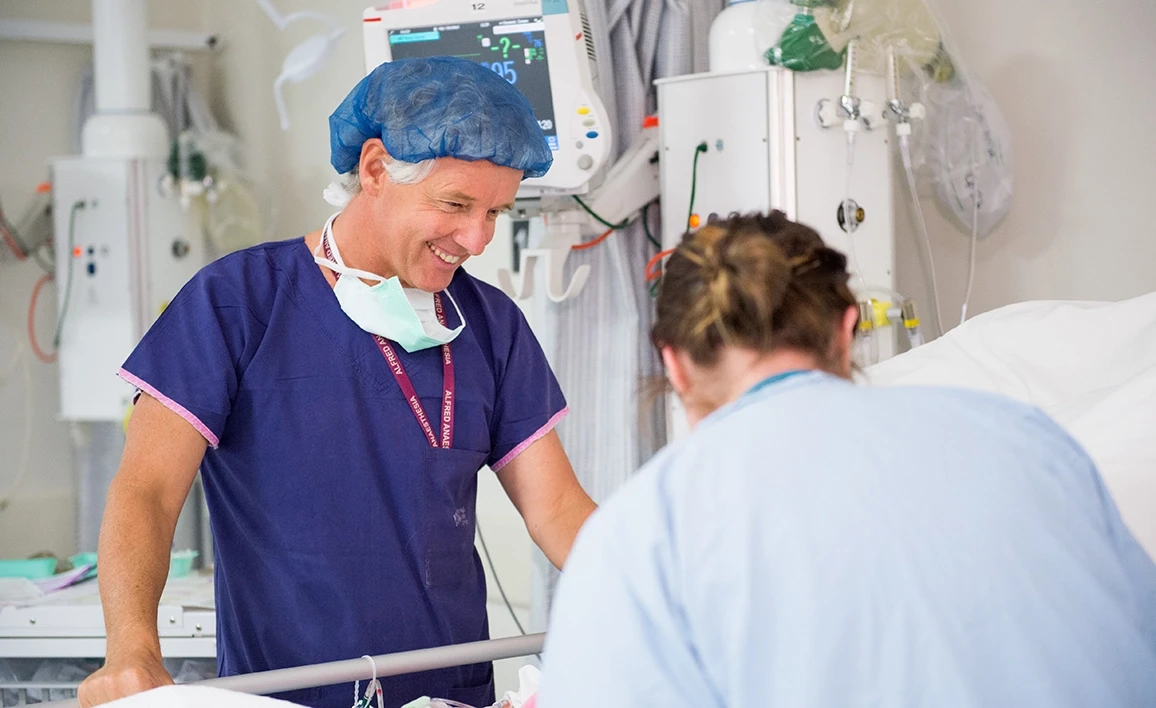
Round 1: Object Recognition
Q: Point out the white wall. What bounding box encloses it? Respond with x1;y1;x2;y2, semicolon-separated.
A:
896;0;1156;328
200;0;374;241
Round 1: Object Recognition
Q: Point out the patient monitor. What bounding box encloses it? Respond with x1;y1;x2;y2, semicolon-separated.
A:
362;0;612;197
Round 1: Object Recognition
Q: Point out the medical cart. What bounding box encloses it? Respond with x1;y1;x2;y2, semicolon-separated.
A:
0;573;215;705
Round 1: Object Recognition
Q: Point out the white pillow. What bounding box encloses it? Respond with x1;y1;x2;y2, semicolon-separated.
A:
863;293;1156;560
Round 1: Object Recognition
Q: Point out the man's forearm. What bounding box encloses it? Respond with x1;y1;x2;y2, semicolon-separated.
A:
98;477;182;659
496;430;597;570
530;487;597;570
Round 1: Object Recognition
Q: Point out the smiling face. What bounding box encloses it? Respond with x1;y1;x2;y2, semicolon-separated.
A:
352;141;523;293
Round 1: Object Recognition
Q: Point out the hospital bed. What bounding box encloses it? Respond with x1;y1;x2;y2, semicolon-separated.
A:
864;292;1156;560
1;572;538;707
0;573;216;705
28;633;544;707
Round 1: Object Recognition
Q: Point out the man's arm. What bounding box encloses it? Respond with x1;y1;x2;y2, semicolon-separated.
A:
78;393;208;707
494;430;595;569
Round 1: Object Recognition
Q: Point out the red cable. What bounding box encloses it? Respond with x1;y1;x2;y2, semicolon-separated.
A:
645;247;676;282
571;227;614;252
28;274;57;364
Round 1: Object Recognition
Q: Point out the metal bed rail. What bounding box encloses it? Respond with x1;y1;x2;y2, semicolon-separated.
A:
41;633;546;707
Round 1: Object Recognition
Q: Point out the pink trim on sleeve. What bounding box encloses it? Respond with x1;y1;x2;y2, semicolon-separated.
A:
117;368;221;449
491;407;569;472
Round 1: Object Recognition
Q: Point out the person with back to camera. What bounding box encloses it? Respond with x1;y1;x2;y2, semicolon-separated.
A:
538;211;1156;708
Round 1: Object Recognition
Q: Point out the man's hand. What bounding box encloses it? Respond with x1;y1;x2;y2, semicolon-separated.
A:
77;649;173;707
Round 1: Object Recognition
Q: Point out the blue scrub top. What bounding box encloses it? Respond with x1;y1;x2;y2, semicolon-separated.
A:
540;373;1156;708
120;238;567;707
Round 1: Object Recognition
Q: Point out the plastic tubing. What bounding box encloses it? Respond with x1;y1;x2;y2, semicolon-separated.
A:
898;133;944;337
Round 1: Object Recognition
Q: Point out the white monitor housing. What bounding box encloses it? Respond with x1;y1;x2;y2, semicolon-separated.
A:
362;0;611;197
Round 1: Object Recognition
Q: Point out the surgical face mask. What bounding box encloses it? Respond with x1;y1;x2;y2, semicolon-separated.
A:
314;214;465;353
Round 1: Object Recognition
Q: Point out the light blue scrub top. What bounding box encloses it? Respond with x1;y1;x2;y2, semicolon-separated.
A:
540;372;1156;708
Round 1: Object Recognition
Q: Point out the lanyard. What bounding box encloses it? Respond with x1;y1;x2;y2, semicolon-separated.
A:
744;369;809;398
321;233;455;449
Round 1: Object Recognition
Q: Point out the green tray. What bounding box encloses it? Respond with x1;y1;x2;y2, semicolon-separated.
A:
0;558;58;579
169;550;199;578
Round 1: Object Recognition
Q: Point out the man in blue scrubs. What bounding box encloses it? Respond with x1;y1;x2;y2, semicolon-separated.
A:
79;58;596;707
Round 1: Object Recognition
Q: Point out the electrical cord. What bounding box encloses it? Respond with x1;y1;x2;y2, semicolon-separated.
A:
644;144;708;294
645;248;676;282
571;195;663;251
960;178;980;326
52;200;85;350
475;521;540;659
570;227;614;251
686;142;708;235
646;248;674;298
641;201;660;249
30;244;55;275
28;274;57;364
571;194;628;231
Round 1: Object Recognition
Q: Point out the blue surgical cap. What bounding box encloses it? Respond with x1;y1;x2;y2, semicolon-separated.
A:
329;56;553;180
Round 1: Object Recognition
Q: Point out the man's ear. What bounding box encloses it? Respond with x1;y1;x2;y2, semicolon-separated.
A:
359;139;391;196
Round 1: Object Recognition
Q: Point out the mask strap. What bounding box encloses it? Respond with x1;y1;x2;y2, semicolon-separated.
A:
440;288;468;331
316;211;343;263
314;213;388;284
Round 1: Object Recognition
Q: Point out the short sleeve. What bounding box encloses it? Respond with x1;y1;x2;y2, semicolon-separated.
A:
118;261;267;448
538;473;720;708
487;306;567;470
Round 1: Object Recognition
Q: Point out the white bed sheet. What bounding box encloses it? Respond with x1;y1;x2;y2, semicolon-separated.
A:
106;685;301;707
864;292;1156;560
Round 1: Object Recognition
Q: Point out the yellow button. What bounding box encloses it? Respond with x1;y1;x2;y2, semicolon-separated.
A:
688;214;701;228
577;107;590;115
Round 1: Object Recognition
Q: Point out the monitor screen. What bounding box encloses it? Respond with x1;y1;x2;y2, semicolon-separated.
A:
388;17;559;151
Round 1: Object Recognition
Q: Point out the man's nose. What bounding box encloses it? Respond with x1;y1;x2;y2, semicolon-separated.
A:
456;217;493;257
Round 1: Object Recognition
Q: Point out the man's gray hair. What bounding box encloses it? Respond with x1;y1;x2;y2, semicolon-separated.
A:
342;156;437;195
